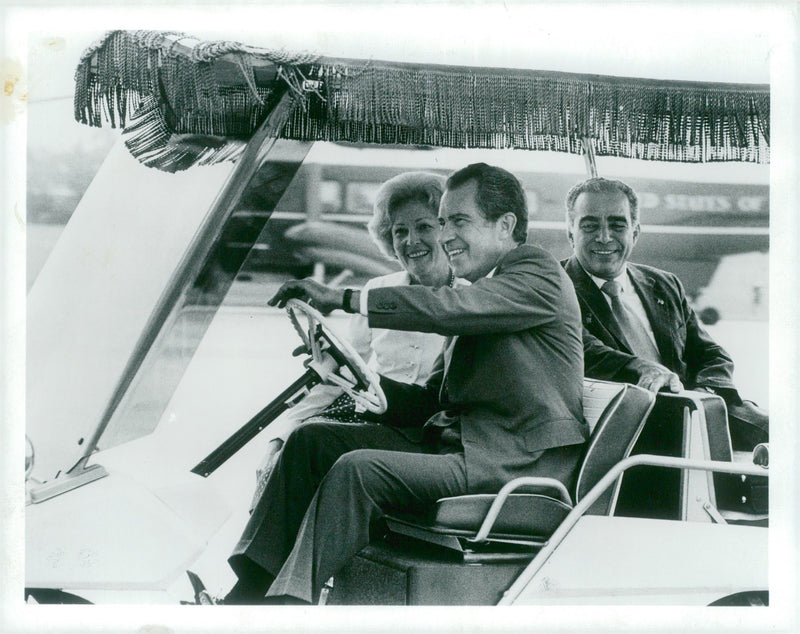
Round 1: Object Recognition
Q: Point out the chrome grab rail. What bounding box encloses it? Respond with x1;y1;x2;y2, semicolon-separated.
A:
467;477;573;543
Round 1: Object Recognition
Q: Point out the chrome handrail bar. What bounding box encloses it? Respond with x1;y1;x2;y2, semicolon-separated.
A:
467;477;573;543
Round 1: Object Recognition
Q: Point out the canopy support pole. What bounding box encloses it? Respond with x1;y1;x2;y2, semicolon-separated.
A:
581;137;598;178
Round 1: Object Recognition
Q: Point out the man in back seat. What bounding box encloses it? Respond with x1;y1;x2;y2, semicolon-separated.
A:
561;176;768;452
220;163;588;604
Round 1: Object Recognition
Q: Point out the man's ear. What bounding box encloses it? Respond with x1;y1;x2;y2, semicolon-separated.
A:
566;221;575;247
499;212;517;239
632;223;640;244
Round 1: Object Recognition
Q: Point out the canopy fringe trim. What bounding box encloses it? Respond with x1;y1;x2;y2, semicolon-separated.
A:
75;30;770;171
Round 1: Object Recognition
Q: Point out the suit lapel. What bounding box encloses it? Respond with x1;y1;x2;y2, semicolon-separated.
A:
440;335;458;402
440;247;516;402
627;264;673;364
564;257;632;353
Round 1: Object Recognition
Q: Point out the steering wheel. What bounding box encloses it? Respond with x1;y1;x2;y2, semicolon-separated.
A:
285;299;387;414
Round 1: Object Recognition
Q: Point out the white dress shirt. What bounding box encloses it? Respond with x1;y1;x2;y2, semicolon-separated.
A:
350;270;448;385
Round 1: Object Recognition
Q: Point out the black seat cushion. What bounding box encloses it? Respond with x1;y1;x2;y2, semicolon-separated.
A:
425;493;571;540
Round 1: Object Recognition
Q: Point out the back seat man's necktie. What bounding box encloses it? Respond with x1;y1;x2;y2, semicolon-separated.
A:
601;280;661;362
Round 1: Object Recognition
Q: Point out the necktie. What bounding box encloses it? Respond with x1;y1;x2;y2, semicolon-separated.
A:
601;280;661;362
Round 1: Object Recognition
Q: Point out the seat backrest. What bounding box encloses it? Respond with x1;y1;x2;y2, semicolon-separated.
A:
648;390;737;514
582;379;626;433
575;380;656;514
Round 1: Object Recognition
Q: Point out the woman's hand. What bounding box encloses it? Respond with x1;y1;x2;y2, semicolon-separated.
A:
268;279;345;313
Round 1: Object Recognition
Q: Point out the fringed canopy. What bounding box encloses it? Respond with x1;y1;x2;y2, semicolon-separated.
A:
75;30;770;172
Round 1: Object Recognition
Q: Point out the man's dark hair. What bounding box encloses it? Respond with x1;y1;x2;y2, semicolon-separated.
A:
446;163;528;244
565;177;639;226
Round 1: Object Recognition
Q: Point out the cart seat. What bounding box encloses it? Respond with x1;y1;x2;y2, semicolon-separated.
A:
385;380;655;553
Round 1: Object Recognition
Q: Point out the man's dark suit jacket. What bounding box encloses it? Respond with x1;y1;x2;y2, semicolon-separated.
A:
562;255;768;517
562;256;737;395
366;244;588;494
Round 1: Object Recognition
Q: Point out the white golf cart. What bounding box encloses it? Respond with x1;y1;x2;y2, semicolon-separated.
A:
25;30;769;607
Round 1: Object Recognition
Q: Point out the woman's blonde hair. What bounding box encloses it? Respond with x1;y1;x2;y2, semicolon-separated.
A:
368;171;447;259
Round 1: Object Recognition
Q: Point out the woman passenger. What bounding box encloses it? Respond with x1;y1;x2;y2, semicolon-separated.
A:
250;171;456;507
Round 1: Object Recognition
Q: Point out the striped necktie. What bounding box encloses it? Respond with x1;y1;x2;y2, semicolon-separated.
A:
601;280;661;362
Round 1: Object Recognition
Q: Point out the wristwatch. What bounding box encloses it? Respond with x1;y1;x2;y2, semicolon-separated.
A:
342;288;357;314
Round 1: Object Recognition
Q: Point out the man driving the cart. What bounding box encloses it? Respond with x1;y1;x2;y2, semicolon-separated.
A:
216;162;588;605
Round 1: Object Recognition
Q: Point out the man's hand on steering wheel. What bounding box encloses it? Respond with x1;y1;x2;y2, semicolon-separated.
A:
269;279;347;313
280;298;388;414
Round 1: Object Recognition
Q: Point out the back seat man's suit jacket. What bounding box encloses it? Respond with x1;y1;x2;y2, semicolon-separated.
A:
562;256;737;394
